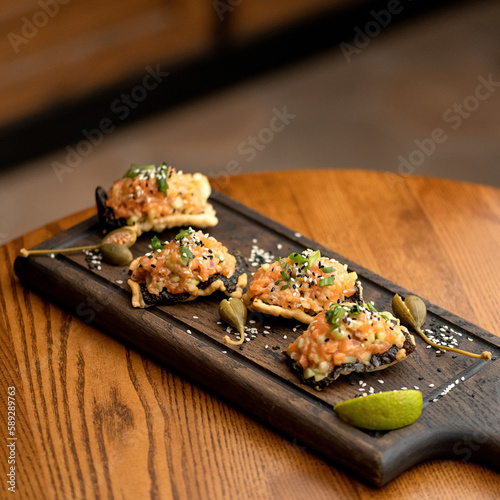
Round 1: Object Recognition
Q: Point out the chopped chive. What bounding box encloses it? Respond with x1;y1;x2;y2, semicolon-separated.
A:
325;305;346;330
180;245;194;261
280;270;289;281
321;266;336;273
151;235;164;251
366;302;378;313
176;228;191;240
156;163;169;196
288;252;307;264
319;276;335;286
305;250;321;270
277;257;289;270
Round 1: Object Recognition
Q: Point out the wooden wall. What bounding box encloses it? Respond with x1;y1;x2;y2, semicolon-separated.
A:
0;0;346;129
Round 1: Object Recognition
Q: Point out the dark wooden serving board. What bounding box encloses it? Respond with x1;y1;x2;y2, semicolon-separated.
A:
14;190;500;486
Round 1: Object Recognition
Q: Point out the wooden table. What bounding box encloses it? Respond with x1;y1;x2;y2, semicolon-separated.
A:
1;170;499;499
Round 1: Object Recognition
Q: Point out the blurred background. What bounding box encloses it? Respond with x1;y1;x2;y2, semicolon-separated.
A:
1;0;499;242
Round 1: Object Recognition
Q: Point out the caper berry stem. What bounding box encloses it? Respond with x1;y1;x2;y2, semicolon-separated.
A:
20;244;100;257
223;332;245;346
413;325;491;360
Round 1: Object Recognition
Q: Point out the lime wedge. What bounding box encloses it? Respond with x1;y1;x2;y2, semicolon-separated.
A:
334;390;423;430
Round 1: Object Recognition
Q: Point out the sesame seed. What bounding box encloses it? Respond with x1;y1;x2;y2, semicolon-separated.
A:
378;380;384;384
429;384;435;388
186;330;192;334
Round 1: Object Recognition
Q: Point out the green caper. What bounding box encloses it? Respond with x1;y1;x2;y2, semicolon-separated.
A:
220;298;247;345
392;294;423;330
100;243;133;266
404;295;427;329
101;227;137;248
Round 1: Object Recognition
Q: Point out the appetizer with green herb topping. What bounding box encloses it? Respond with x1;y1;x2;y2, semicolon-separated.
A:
243;249;362;324
286;302;416;390
127;228;247;308
96;163;218;235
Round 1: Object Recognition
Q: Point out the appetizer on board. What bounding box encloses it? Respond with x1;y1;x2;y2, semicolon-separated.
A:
96;163;218;235
243;249;362;324
127;228;247;308
286;302;416;390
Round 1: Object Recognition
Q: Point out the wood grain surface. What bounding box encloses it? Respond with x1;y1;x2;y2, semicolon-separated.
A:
1;170;500;499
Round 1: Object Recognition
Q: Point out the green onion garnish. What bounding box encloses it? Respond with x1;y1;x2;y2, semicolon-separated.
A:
180;245;194;261
277;257;289;270
156;163;169;197
151;235;164;251
123;164;155;179
366;302;378;313
319;276;335;286
288;252;307;264
305;250;321;270
280;270;289;281
321;266;336;273
349;303;362;316
176;228;191;240
325;305;347;331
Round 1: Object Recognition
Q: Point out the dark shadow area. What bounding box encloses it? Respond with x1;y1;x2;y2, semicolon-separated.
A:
0;0;466;170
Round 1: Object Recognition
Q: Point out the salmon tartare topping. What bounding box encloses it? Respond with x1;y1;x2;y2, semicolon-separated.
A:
246;250;358;314
106;164;211;222
129;228;236;296
286;302;410;382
